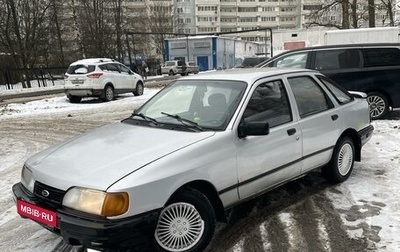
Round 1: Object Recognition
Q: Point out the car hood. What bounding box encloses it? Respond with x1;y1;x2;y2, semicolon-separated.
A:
27;122;215;191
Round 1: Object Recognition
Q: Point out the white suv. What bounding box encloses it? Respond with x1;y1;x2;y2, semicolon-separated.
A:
64;58;144;103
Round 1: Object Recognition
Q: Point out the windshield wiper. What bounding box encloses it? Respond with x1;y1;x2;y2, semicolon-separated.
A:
161;112;203;131
131;113;158;125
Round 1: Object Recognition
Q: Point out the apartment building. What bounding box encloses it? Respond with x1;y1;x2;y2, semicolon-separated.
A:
176;0;394;41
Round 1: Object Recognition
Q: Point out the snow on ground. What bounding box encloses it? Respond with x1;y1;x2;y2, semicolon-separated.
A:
0;89;399;251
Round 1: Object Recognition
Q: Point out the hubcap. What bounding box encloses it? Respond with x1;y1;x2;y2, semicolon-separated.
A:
137;84;143;95
367;95;385;118
338;143;353;176
105;87;113;101
155;203;204;251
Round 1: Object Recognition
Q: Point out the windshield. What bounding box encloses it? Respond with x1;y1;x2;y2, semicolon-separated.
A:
134;80;247;131
66;64;95;74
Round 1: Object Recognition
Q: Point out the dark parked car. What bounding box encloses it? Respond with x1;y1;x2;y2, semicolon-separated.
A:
236;56;269;68
258;43;400;119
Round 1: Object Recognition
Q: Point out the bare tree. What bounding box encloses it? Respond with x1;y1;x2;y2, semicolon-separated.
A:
380;0;395;25
304;0;395;28
147;1;174;59
368;0;376;27
111;0;124;62
76;0;116;58
0;0;51;87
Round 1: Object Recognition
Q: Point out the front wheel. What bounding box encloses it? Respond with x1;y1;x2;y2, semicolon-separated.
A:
322;137;355;183
133;82;144;96
153;188;215;252
169;70;174;76
103;85;114;102
367;92;389;119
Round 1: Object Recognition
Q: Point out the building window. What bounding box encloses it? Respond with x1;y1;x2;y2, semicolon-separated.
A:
238;7;257;12
262;7;274;11
261;17;276;22
240;17;257;22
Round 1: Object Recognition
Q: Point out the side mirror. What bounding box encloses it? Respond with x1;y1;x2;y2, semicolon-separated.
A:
238;122;270;139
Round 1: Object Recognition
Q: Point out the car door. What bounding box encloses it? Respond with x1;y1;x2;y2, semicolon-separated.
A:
236;79;303;199
286;75;342;173
105;63;123;91
311;48;362;91
119;63;136;91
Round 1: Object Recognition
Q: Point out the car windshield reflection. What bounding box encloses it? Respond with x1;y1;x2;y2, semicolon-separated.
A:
134;80;247;131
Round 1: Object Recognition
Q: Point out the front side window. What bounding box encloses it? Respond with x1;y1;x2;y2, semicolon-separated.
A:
314;49;360;70
119;64;131;74
268;52;308;68
288;76;332;117
243;80;292;127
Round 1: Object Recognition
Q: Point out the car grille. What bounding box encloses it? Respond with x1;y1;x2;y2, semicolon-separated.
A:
34;182;65;206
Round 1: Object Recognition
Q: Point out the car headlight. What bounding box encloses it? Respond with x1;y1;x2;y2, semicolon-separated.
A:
62;187;129;217
21;165;35;192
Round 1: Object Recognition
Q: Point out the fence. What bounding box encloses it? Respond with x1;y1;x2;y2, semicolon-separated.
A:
0;67;67;90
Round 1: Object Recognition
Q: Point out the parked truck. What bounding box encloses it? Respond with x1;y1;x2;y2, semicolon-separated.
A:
324;27;400;45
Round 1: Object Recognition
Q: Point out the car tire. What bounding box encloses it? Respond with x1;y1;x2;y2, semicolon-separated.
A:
322;137;355;183
103;85;114;102
133;82;144;96
68;96;81;103
153;187;215;252
367;92;389;119
169;70;174;76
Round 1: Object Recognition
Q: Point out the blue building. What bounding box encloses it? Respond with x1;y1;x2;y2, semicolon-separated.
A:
164;36;266;71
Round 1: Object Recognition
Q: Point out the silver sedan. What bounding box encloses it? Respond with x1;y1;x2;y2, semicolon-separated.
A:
13;68;373;252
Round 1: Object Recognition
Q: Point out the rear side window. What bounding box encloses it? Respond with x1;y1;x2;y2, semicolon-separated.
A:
288;76;332;117
318;77;353;104
363;48;400;67
314;49;360;70
105;63;120;72
67;65;95;74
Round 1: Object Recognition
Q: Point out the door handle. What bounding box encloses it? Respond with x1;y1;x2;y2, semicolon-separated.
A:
287;128;296;136
331;114;339;121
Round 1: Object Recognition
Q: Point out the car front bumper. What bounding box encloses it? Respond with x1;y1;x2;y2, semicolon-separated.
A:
12;182;160;250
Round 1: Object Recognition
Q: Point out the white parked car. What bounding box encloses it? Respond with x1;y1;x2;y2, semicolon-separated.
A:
64;58;144;103
13;68;373;251
161;60;189;76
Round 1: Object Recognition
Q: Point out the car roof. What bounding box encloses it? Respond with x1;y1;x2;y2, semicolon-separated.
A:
257;43;400;67
272;42;400;56
182;68;317;83
70;58;115;66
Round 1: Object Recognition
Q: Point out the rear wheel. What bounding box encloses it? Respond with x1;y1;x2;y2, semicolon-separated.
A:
153;188;215;252
133;82;144;96
103;85;114;102
367;92;389;119
68;96;81;103
322;137;355;183
169;70;174;76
